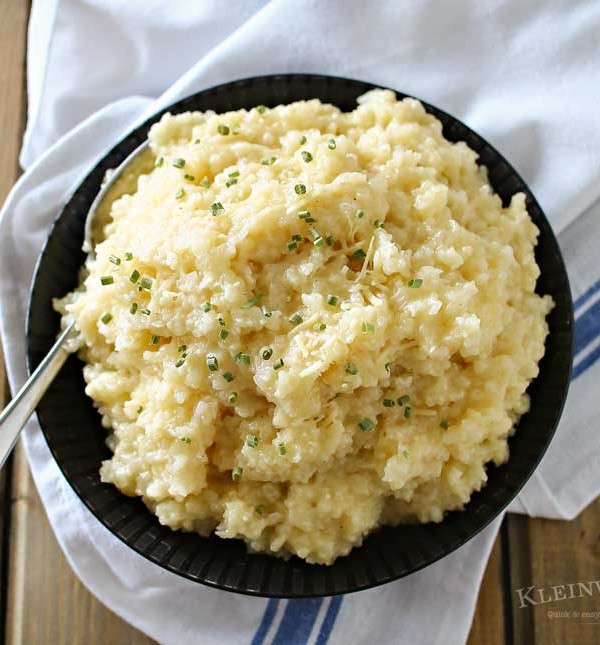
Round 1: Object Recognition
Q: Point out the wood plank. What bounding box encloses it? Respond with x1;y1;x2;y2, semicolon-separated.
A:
0;0;30;638
507;503;600;645
467;533;506;645
0;2;153;643
7;445;155;645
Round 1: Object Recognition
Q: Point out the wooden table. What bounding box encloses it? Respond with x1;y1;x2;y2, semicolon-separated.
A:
1;3;598;643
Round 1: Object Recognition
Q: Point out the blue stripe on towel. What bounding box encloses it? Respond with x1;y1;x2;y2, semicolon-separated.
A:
316;597;343;645
573;341;600;380
574;277;600;312
271;599;324;645
574;295;600;356
251;598;280;645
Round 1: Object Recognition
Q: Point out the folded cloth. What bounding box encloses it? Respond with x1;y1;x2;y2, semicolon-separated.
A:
1;0;599;642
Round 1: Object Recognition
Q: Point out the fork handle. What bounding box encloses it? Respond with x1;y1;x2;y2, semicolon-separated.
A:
0;322;76;468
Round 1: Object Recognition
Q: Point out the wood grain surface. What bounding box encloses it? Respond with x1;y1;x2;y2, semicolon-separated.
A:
0;2;598;644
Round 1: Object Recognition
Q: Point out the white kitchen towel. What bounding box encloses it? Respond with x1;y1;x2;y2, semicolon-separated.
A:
1;0;600;643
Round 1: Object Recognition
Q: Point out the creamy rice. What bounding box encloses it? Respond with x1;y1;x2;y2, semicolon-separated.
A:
56;90;552;564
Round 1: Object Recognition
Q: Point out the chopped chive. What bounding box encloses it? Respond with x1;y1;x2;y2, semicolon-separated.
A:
223;372;235;382
374;219;384;228
294;183;307;195
136;406;144;414
301;150;313;163
403;449;409;459
202;301;212;312
246;434;258;448
298;210;311;219
352;248;366;260
194;139;201;144
398;395;410;406
100;276;114;286
313;322;326;331
177;346;187;354
140;277;153;290
255;504;265;515
175;188;186;199
130;302;138;314
287;241;298;250
327;294;339;306
408;278;423;288
289;313;303;326
172;158;186;169
125;252;133;261
129;269;140;283
210;202;225;216
308;227;323;246
227;392;238;404
261;156;276;165
242;293;262;308
261;304;272;317
278;442;287;455
155;156;164;167
385;362;391;373
219;328;229;341
184;173;195;181
206;354;219;371
217;124;230;135
383;399;396;407
328;138;336;149
200;176;211;188
141;308;151;316
326;235;334;246
299;135;307;145
218;316;225;327
273;358;284;370
305;217;318;223
404;406;412;419
100;312;112;324
150;334;160;345
356;210;365;219
228;170;240;179
440;419;449;430
235;352;251;365
109;254;121;265
256;105;266;114
225;178;238;187
232;466;243;481
358;418;375;432
231;124;241;135
180;437;191;444
292;234;303;242
261;347;273;360
345;362;358;375
362;322;375;332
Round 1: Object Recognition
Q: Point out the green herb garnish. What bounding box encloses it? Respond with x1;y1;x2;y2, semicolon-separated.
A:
129;270;140;283
223;372;235;382
172;158;186;169
294;183;307;195
358;418;375;432
100;312;113;324
273;358;284;370
301;151;313;163
261;156;276;165
289;313;303;326
217;125;230;135
261;347;273;360
206;354;219;371
232;467;243;481
408;278;423;288
100;276;114;286
109;254;121;266
210;202;225;216
246;434;258;448
235;352;251;365
345;362;358;375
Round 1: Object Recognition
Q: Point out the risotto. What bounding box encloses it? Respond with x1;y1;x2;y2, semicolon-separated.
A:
56;90;552;564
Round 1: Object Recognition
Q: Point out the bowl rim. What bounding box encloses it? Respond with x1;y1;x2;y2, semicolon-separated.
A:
26;73;574;597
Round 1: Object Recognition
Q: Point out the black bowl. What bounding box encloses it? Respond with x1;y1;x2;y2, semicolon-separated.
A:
26;74;573;597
